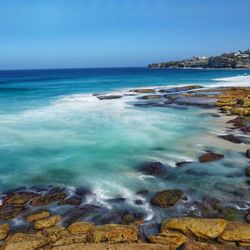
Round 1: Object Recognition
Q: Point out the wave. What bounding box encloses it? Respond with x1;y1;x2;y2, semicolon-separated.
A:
210;74;250;87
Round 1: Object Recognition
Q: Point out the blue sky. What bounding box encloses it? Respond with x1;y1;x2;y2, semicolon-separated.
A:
0;0;250;69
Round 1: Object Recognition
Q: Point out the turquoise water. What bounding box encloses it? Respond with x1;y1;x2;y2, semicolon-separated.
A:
0;68;250;218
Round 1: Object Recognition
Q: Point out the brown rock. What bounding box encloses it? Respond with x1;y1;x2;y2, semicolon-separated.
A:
3;192;39;207
52;243;174;250
220;221;250;242
246;213;250;223
34;215;62;229
3;232;48;250
42;226;70;242
246;166;250;177
150;190;183;208
0;223;10;240
148;230;188;248
162;217;227;239
0;205;24;220
218;135;242;144
199;152;224;163
53;234;88;247
130;89;156;94
246;149;250;158
31;192;66;206
184;241;239;250
26;210;50;222
89;224;138;243
67;222;95;235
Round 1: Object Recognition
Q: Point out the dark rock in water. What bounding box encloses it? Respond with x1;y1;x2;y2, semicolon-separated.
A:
0;205;25;220
137;95;162;100
96;95;122;100
199;113;220;118
3;192;39;207
134;199;143;205
31;192;66;206
158;85;203;93
106;198;126;203
199;152;224;163
174;96;217;107
246;149;250;158
58;196;82;206
139;162;169;176
75;187;92;197
245;180;250;185
218;134;243;144
150;190;183;208
225;172;243;178
130;88;155;94
241;126;250;133
246;166;250;177
227;116;246;128
175;161;192;167
185;169;214;176
135;190;149;197
48;187;65;195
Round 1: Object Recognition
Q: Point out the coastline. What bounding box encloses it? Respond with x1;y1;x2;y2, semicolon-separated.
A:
1;84;250;249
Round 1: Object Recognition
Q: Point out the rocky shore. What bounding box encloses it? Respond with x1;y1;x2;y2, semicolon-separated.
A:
1;85;250;249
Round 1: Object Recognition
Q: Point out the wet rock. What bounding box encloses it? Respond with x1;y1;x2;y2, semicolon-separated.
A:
53;234;88;247
3;192;39;207
246;213;250;223
162;217;227;239
58;196;82;206
225;172;242;178
67;222;95;235
135;190;149;197
75;187;93;198
42;226;69;242
52;243;174;250
2;232;49;250
151;190;183;208
134;199;143;205
241;126;250;133
31;192;66;206
246;149;250;158
220;221;250;243
148;230;188;248
139;162;169;176
245;166;250;177
89;224;138;243
185;169;214;176
97;95;122;100
199;113;221;118
34;215;62;229
227;116;246;128
26;210;50;223
0;223;10;240
138;95;162;100
159;85;203;94
130;88;156;94
0;205;25;220
176;161;192;167
218;135;242;144
184;241;239;250
106;198;126;203
199;152;224;163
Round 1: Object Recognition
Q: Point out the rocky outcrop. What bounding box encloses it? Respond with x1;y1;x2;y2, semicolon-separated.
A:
34;215;62;229
26;210;50;222
199;152;224;163
0;224;10;240
148;49;250;69
67;222;95;235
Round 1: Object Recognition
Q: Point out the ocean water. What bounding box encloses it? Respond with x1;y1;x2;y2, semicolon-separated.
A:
0;68;250;221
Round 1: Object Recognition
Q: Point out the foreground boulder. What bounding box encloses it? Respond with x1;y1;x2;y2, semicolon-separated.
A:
3;192;39;207
89;224;138;243
0;223;10;240
162;217;227;239
2;233;49;250
148;230;188;248
34;215;62;229
151;190;183;208
26;210;50;222
184;241;239;250
199;152;224;163
67;222;95;235
220;221;250;243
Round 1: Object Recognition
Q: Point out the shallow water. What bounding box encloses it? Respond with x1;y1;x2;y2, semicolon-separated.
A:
0;68;250;224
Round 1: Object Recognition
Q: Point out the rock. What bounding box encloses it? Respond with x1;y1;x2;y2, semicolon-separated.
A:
52;243;174;250
34;215;62;229
218;135;242;144
0;205;25;220
246;149;250;158
148;230;188;248
138;95;162;100
89;224;138;243
162;217;227;239
106;198;126;203
97;95;122;100
227;116;246;128
3;192;39;207
58;196;82;206
26;210;50;222
130;89;156;94
176;161;192;167
151;190;183;208
0;223;10;240
184;241;239;250
53;234;88;247
67;222;95;235
31;192;66;206
246;166;250;177
2;233;48;250
139;162;169;176
134;199;143;205
241;126;250;133
199;152;224;163
42;226;69;242
220;221;250;242
135;190;149;197
246;213;250;223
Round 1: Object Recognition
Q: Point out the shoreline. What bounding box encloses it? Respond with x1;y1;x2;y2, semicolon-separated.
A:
1;84;250;249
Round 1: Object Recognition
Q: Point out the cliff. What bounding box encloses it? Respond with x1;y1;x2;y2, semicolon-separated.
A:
148;49;250;69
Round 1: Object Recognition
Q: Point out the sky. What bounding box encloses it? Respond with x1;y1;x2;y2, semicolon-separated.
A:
0;0;250;70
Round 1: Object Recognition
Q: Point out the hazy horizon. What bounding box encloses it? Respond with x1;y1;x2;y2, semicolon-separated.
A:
1;0;250;70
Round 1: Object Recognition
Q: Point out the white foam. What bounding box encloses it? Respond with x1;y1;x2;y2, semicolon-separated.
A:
210;74;250;87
